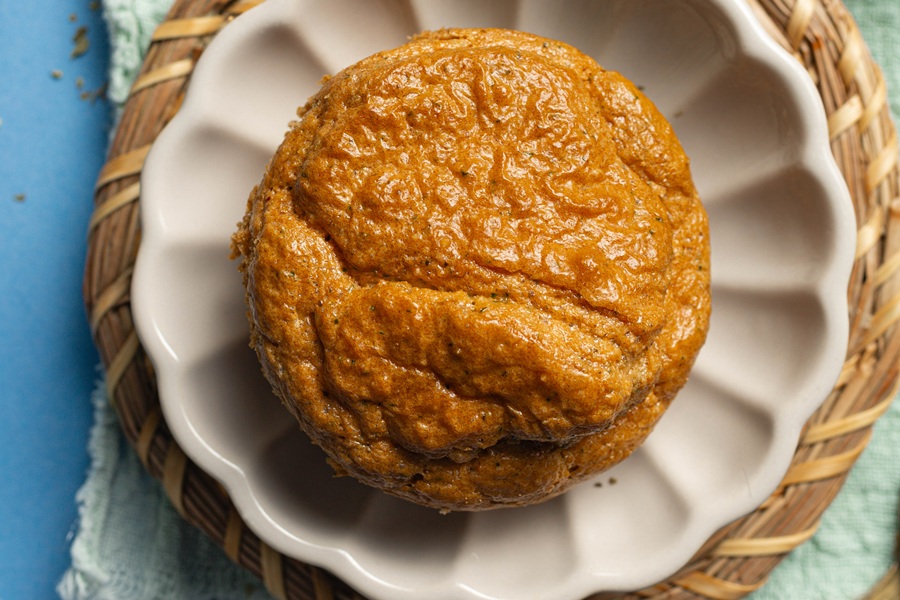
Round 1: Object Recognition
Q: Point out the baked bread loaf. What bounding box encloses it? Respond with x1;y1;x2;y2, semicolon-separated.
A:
232;28;710;511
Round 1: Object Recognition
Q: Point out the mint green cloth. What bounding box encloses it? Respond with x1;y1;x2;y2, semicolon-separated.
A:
58;1;900;598
57;376;271;600
99;0;172;109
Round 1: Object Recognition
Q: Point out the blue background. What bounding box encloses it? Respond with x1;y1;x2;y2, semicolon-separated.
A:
0;2;111;599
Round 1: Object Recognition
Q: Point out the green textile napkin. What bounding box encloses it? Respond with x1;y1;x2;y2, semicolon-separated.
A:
58;1;900;598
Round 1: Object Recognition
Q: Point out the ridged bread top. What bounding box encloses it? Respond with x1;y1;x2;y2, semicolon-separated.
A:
232;28;710;511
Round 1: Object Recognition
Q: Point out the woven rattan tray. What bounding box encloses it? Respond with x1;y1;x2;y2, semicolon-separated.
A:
83;0;900;598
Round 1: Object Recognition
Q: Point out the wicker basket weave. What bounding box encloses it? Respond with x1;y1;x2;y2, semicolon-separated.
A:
83;0;900;598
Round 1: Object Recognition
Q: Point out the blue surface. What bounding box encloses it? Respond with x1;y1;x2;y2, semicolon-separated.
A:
0;2;112;599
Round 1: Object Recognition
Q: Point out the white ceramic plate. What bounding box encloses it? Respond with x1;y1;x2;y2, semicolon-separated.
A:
133;1;855;599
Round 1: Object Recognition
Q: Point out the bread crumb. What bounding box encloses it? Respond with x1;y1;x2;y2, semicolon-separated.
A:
51;69;63;80
79;82;107;103
72;26;89;59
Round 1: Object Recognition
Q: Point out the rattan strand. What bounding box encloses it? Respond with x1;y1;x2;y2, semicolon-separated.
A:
131;59;196;95
82;0;900;598
134;404;162;470
94;145;150;190
261;542;288;600
674;573;764;600
162;441;188;517
152;15;225;40
801;389;896;443
864;564;900;600
711;523;821;558
223;506;243;562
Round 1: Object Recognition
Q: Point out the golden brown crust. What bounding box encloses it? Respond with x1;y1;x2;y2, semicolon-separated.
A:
232;28;710;511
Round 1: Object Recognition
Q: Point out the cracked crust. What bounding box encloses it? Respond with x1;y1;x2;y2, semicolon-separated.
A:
231;28;710;511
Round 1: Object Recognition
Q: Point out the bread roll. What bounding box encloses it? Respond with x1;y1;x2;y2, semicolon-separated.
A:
231;28;710;511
